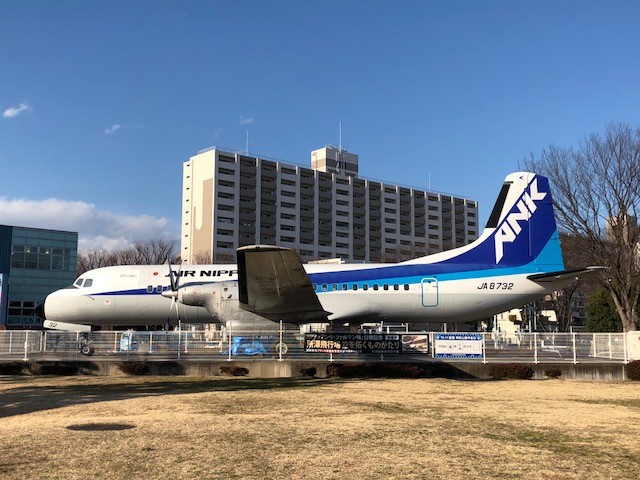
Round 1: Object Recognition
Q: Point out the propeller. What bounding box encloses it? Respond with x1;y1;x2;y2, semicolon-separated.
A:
161;259;182;329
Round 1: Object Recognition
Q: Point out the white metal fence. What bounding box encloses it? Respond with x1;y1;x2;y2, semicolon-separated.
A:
0;328;636;364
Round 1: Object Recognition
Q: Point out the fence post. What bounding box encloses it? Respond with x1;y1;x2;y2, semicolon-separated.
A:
623;332;628;364
608;333;613;360
572;332;577;364
41;331;46;353
534;332;538;364
228;324;232;362
430;332;435;359
482;332;487;364
278;320;283;362
23;331;29;362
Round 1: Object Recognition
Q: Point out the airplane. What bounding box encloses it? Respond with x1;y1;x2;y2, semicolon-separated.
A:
40;171;600;332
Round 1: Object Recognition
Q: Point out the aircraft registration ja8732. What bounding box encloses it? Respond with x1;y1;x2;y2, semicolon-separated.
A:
41;172;601;332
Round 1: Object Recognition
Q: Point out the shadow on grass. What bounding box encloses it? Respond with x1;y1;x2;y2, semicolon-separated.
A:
0;377;338;418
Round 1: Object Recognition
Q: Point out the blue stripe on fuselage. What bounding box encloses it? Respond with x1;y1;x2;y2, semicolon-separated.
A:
307;234;563;286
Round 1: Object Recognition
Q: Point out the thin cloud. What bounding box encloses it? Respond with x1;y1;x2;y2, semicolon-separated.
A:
3;102;32;119
104;124;122;135
0;196;177;251
103;123;145;135
240;116;254;125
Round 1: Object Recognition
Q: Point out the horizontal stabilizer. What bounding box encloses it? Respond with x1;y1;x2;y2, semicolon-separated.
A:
527;266;607;283
237;245;330;323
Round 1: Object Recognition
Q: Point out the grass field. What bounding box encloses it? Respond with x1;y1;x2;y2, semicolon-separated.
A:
1;375;639;480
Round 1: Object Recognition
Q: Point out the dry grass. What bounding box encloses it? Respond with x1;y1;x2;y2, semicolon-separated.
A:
1;375;639;480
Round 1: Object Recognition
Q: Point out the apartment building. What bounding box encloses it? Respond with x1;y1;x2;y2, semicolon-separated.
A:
181;146;479;264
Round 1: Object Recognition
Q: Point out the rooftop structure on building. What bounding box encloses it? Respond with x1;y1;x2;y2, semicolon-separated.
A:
181;146;479;264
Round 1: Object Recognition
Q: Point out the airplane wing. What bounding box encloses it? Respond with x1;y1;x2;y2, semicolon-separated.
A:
527;266;607;283
237;245;331;323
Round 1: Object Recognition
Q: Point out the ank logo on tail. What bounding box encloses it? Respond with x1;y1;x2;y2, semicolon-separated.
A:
494;178;547;263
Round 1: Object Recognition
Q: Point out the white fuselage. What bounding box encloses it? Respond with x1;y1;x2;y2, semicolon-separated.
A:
43;262;568;328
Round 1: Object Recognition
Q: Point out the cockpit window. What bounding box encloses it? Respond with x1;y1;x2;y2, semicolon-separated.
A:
74;279;84;287
84;279;93;288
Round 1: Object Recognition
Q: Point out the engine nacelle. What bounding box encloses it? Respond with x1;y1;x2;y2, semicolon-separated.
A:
175;282;279;328
177;283;233;308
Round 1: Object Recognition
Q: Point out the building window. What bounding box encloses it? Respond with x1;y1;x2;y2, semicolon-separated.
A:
11;244;67;271
8;300;36;318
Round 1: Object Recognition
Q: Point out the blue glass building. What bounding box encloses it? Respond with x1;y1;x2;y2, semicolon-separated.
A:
0;225;77;329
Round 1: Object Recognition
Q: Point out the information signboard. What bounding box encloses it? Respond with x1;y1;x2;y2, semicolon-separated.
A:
434;332;484;359
304;333;401;354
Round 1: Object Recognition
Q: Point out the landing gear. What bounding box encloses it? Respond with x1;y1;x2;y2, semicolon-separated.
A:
78;336;95;356
80;344;94;356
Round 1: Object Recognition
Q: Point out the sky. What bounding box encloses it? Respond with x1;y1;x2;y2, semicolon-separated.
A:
1;0;640;251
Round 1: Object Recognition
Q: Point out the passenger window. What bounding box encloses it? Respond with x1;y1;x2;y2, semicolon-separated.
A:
353;284;358;291
373;284;379;291
147;285;153;293
394;284;399;291
363;284;369;291
321;284;328;292
157;285;163;293
404;284;409;291
383;284;389;291
342;284;348;291
332;284;338;291
312;283;317;291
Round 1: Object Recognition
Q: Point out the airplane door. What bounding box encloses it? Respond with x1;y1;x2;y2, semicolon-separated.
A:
421;278;438;307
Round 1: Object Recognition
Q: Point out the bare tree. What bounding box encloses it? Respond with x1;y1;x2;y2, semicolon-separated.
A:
130;239;176;265
524;123;640;331
76;239;177;276
190;249;214;265
542;233;598;332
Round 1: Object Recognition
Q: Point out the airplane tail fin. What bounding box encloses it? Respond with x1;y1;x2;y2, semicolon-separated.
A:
408;172;565;273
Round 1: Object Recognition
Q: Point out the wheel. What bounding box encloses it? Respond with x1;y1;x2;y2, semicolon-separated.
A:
80;345;94;356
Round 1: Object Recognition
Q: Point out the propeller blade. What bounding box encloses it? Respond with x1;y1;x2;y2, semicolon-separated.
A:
163;259;182;328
